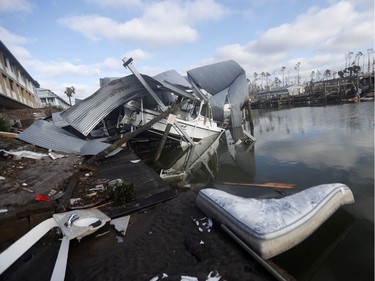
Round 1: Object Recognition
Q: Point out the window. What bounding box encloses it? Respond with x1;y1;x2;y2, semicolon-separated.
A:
2;53;7;67
9;79;14;91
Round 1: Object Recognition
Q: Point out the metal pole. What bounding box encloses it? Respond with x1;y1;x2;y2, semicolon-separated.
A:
123;57;167;111
154;123;172;162
221;224;290;281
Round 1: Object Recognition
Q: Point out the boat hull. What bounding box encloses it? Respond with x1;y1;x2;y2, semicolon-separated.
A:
130;109;224;141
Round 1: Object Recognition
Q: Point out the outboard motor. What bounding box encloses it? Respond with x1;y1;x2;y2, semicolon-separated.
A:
120;100;141;125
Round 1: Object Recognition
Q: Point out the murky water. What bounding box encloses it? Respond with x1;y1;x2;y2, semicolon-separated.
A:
212;102;374;281
157;102;373;280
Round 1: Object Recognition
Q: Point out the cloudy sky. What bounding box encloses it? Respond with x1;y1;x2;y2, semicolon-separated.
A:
0;0;373;101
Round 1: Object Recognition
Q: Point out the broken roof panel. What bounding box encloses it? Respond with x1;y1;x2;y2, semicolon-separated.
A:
153;70;196;100
187;60;245;95
61;75;161;136
80;140;111;156
187;60;249;128
52;112;70;127
17;120;87;154
16;120;111;155
153;70;192;89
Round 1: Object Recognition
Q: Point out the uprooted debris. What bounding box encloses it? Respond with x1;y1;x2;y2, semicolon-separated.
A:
0;137;81;209
68;176;136;209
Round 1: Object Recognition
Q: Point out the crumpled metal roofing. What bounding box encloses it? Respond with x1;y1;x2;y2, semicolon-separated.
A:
60;60;249;139
16;120;111;155
17;120;87;154
79;140;112;156
52;112;69;127
153;70;196;100
187;60;248;128
153;70;191;89
61;75;161;136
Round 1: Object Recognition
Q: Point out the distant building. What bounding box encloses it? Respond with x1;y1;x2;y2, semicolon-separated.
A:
256;84;305;100
36;88;70;110
287;84;305;96
0;41;40;109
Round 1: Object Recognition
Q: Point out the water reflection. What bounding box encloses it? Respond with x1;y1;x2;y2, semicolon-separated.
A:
156;128;257;189
249;102;373;281
252;104;374;188
149;102;373;280
157;133;221;186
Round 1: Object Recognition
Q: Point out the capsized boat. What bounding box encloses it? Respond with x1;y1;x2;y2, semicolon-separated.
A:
196;183;354;259
120;98;224;142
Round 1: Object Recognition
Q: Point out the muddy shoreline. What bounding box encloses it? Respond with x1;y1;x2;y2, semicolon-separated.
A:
0;137;273;280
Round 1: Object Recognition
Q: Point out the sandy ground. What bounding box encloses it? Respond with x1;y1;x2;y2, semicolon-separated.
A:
1;190;274;281
0;137;273;280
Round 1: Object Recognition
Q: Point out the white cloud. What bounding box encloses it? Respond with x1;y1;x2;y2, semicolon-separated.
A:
28;59;100;78
41;80;100;102
123;49;152;61
102;57;121;69
0;27;34;69
0;27;27;44
85;0;142;8
58;0;228;47
0;0;33;14
211;0;374;79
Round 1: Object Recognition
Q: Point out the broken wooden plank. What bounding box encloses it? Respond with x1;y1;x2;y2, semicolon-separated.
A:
222;182;296;189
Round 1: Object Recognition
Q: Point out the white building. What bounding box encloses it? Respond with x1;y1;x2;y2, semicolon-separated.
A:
0;40;40;109
287;84;306;96
36;88;70;110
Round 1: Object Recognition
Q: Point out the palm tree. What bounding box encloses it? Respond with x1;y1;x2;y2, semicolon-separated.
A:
266;72;271;87
281;66;286;86
294;62;301;84
316;69;321;81
355;52;363;72
253;72;258;83
260;72;266;89
346;51;353;69
323;69;332;81
310;70;315;82
367;49;374;73
65;86;75;106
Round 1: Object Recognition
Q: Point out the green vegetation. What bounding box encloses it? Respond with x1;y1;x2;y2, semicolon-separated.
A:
0;118;10;132
107;179;136;206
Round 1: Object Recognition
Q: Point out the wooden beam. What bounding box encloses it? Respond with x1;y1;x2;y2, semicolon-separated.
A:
222;182;296;189
87;101;187;164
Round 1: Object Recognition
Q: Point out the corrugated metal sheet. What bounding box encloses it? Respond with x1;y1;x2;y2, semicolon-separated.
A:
52;112;69;127
187;60;248;128
153;69;191;88
80;140;111;156
61;75;161;136
17;120;87;154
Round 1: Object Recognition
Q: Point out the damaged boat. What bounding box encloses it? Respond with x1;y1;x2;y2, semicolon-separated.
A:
17;58;254;156
118;57;252;143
